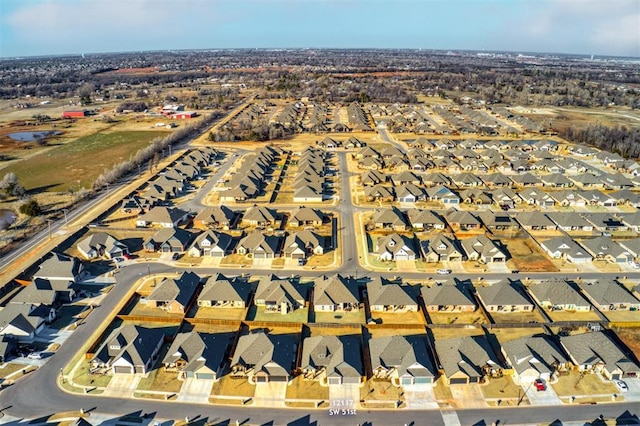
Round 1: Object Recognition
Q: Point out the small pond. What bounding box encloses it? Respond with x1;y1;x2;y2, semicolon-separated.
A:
6;130;61;142
0;209;17;229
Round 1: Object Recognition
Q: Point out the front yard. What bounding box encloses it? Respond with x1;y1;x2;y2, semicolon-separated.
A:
136;367;183;393
211;375;256;397
552;371;617;396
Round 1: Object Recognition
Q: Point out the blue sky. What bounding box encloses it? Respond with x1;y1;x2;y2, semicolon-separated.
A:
1;0;638;58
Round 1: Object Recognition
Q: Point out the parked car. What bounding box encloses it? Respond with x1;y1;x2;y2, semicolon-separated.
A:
534;379;546;391
614;380;628;393
436;269;452;275
113;256;125;263
631;262;640;269
27;352;42;360
297;258;305;266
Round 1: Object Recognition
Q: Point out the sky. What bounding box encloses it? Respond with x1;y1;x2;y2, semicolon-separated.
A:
1;0;639;58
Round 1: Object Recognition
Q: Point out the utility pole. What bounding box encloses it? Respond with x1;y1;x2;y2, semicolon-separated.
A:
62;209;68;228
47;219;52;239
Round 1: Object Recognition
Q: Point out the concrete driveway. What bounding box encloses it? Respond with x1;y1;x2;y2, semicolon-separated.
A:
450;384;487;408
102;374;141;397
403;383;439;409
176;377;211;403
621;377;640;402
254;381;287;407
251;258;273;269
329;383;360;408
522;379;562;405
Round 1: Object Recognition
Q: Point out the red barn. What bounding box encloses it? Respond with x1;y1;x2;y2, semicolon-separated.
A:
171;111;197;119
63;110;88;118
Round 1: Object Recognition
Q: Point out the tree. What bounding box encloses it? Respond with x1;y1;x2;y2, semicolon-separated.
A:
0;172;25;198
19;198;41;216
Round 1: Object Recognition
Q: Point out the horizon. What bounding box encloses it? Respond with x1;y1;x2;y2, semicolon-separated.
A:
1;0;639;59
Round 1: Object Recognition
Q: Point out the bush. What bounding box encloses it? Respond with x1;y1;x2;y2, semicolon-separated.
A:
19;199;41;216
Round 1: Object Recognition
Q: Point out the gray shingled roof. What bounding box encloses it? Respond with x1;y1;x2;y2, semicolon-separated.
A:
300;335;363;379
528;280;590;308
435;335;500;380
147;271;201;307
502;335;568;376
560;331;639;375
420;281;476;308
578;279;640;307
476;280;532;307
369;335;435;379
231;331;296;377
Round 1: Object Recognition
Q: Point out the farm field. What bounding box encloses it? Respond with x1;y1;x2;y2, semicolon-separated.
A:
2;130;166;192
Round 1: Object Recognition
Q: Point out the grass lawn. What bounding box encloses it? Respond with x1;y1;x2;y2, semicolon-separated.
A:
491;327;546;342
427;311;487;325
503;238;558;272
211;376;256;397
193;306;247;321
545;310;601;322
0;362;27;379
3;131;166;192
481;376;522;399
305;252;336;268
602;310;640;322
137;368;183;393
370;310;425;325
285;376;329;400
490;309;546;324
314;310;366;325
126;302;185;320
69;360;112;388
552;372;617;396
433;377;453;402
220;254;252;267
248;306;309;323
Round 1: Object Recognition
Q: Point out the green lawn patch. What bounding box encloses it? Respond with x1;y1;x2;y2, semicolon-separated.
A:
4;131;166;192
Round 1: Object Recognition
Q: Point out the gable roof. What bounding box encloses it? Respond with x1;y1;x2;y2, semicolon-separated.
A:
300;335;363;379
163;331;232;374
231;331;296;377
420;280;476;307
255;275;307;305
366;277;416;307
560;331;639;375
502;335;568;376
369;335;435;378
528;280;590;307
578;279;640;306
314;274;359;306
92;324;165;368
199;274;250;303
476;280;532;307
147;271;201;307
435;335;500;379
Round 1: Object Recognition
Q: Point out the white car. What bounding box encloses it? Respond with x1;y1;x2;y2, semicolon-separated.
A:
614;380;628;393
436;269;452;275
27;352;42;360
631;262;640;269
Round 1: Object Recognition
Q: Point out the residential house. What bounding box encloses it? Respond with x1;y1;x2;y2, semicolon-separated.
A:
580;236;634;264
501;335;569;384
371;207;409;231
369;335;436;386
434;336;501;384
241;206;279;227
197;274;250;309
581;213;627;232
283;230;324;259
527;280;591;312
77;232;128;260
445;210;482;231
163;332;233;380
91;324;165;375
491;188;520;210
145;271;201;314
136;206;190;228
299;335;363;385
514;212;557;231
361;170;387;187
313;274;360;312
476;280;534;313
426;186;460;205
187;230;233;257
518;188;555;207
236;232;280;259
34;252;84;284
288;206;324;228
560;332;640;380
364;184;395;202
230;331;296;383
143;228;193;253
619;238;640;259
477;211;520;232
459;189;492;205
406;209;446;231
420;280;477;312
539;236;592;263
419;235;464;263
366;277;417;313
577;280;640;311
254;275;307;314
546;213;594;232
376;233;417;261
396;183;426;203
193;206;237;229
460;235;507;263
0;303;55;341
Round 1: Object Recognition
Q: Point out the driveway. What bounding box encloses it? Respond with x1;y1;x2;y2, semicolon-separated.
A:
522;379;562;405
102;374;141;397
329;383;360;408
176;377;211;403
487;262;511;273
622;377;640;402
254;381;287;407
403;383;439;409
450;384;487;408
251;258;273;269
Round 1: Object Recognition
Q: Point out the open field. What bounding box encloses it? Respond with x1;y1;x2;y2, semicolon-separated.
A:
192;306;246;321
2;131;166;192
369;310;425;325
313;310;366;324
490;309;546;324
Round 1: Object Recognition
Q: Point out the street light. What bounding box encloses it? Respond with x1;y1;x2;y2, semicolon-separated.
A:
47;219;52;239
62;209;68;228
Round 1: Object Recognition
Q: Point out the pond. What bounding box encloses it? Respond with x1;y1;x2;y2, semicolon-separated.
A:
0;209;17;229
6;130;60;142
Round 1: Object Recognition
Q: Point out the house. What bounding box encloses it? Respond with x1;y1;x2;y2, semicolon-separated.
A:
254;275;307;314
578;190;618;207
293;185;323;203
371;207;409;231
369;335;436;386
144;228;193;253
459;189;492;205
0;303;55;341
501;335;569;384
12;277;74;305
577;279;640;311
518;188;555;207
121;195;155;214
483;173;513;188
187;230;233;258
299;335;363;385
527;280;591;312
366;277;418;313
541;173;574;188
197;274;250;308
426;186;460;205
34;252;84;284
230;331;296;383
77;232;128;260
619;238;640;259
313;274;360;312
0;336;17;363
621;212;640;232
364;185;395;202
510;173;542;187
283;230;324;259
163;332;233;380
361;170;387;186
491;188;520;210
420;280;477;312
445;210;481;231
288;206;324;227
236;232;280;259
581;213;627;232
434;336;501;384
406;209;446;231
419;235;464;263
193;206;237;229
560;332;640;380
476;280;534;313
241;206;279;227
514;212;557;231
145;271;201;314
91;324;165;375
546;213;594;232
376;233;416;261
460;235;507;263
539;236;592;263
580;236;634;264
477;211;520;232
136;207;190;228
396;184;426;203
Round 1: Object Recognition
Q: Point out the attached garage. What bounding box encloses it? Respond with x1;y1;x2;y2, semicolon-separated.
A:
449;377;469;385
328;377;342;385
400;377;414;386
196;372;215;380
256;375;269;383
254;252;267;259
270;375;288;382
134;365;147;374
114;365;133;374
414;377;432;384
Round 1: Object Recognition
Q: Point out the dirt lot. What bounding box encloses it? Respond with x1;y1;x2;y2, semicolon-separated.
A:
614;328;640;360
504;238;558;272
